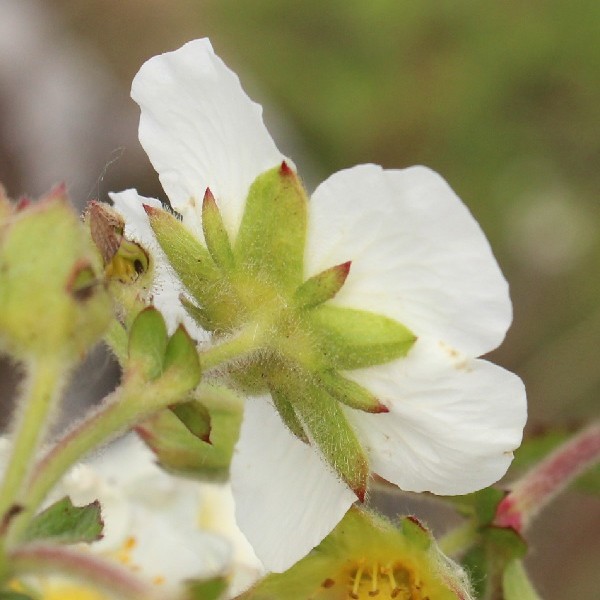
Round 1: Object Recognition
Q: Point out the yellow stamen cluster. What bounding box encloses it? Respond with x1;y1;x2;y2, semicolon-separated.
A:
319;559;428;600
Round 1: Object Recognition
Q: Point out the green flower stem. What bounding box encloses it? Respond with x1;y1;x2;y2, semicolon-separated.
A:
9;542;160;600
502;560;541;600
6;375;183;546
0;358;66;521
200;323;263;371
438;521;478;557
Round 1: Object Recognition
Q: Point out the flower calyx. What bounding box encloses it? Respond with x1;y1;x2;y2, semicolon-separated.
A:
146;163;417;499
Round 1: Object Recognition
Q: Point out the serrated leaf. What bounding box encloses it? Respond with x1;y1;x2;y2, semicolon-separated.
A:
309;305;416;369
22;497;103;545
185;576;228;600
234;163;307;292
128;307;168;380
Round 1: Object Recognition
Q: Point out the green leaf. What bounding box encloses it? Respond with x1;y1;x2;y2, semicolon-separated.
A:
163;325;202;392
145;204;219;304
185;576;228;600
294;262;351;309
22;496;103;545
309;305;416;369
202;189;234;270
234;163;307;292
137;383;243;481
0;593;36;600
128;307;168;380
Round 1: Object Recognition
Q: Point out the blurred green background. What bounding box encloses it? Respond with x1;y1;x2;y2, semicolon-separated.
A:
1;1;598;598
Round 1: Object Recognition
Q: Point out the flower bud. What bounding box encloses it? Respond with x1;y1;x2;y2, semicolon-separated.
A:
0;186;111;361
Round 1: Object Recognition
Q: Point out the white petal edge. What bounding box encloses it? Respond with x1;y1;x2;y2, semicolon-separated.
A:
230;396;355;572
344;338;527;495
306;164;512;357
132;38;286;240
109;189;209;341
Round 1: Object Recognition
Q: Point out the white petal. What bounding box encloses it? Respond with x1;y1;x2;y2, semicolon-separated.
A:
132;38;285;239
230;396;355;572
306;164;511;357
109;189;209;341
57;435;232;589
344;338;527;494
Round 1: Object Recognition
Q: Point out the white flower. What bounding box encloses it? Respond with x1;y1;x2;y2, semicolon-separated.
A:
5;435;261;598
111;39;527;572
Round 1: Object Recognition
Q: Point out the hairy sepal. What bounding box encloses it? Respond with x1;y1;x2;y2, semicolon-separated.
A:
234;162;307;292
310;304;417;369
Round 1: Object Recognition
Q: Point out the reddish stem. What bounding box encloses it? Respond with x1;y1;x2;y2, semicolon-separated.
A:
495;422;600;532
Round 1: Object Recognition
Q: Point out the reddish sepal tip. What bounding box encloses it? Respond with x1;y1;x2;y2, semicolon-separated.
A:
142;203;159;217
203;187;216;204
280;160;294;176
406;515;427;531
354;485;367;503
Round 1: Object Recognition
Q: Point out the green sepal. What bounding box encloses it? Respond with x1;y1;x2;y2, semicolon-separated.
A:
202;189;234;270
185;576;228;600
144;204;219;303
294;262;351;309
234;163;307;292
181;296;215;332
21;496;103;545
240;507;466;600
163;325;202;391
268;382;308;442
400;516;431;551
317;370;388;414
137;383;243;481
170;400;211;443
127;307;168;381
309;305;416;369
292;378;369;500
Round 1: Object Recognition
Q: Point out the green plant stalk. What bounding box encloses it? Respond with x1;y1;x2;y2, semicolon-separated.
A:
438;520;478;557
502;560;542;600
0;358;66;520
199;322;263;371
6;374;179;546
